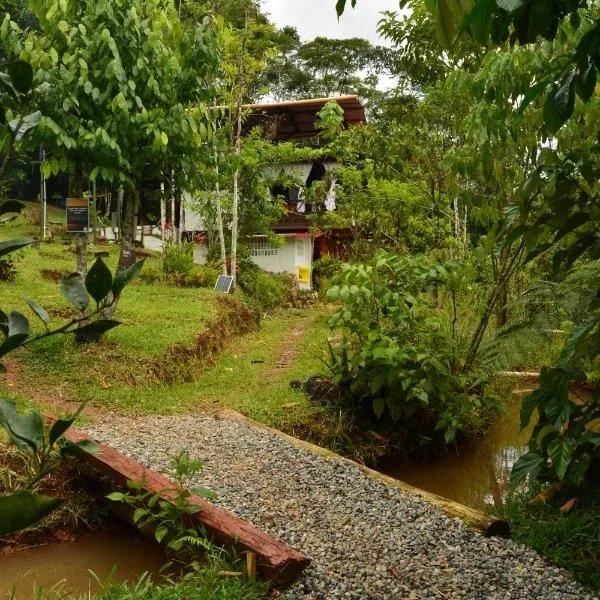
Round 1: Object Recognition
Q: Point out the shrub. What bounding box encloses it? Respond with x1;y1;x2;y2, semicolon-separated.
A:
138;262;164;285
326;250;494;444
183;265;220;288
163;240;195;276
0;258;17;282
238;263;286;312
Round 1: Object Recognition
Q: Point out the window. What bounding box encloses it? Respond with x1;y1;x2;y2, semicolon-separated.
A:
250;238;278;257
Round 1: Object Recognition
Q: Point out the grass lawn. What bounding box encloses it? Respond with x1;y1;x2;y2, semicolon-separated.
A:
2;214;332;434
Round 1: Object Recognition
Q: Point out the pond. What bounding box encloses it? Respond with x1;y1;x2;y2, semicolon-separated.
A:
380;390;535;510
0;527;171;598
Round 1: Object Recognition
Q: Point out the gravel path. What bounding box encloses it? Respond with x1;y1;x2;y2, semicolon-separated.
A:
86;414;596;600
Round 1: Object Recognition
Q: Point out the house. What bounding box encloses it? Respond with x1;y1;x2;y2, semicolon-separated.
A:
185;95;366;289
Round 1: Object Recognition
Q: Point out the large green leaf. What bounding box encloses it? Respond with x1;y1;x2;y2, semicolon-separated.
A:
510;452;544;489
558;315;598;367
0;492;62;534
0;400;44;453
85;258;113;305
111;260;145;298
9;111;42;142
6;61;33;95
60;274;89;312
0;200;25;216
49;418;76;447
73;319;121;342
520;389;542;430
24;297;50;327
547;438;572;480
0;311;30;358
0;238;34;258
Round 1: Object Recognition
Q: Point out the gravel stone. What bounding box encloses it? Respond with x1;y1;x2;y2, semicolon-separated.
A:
86;414;597;600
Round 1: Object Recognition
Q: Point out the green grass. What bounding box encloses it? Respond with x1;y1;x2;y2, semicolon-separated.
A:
38;557;268;600
496;486;600;594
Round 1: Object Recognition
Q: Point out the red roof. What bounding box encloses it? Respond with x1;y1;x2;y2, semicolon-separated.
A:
243;95;366;140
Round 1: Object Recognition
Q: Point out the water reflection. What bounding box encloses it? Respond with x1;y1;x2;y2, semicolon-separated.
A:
380;393;535;510
0;529;170;598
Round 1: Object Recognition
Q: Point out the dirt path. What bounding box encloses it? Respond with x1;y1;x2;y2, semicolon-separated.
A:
262;316;312;378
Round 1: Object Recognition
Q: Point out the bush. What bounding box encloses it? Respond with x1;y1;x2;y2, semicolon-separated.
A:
138;262;164;284
326;250;494;445
0;258;17;282
183;265;220;288
238;263;286;312
163;240;194;276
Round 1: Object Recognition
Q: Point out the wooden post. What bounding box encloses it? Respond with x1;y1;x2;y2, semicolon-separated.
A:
39;146;46;240
246;551;257;581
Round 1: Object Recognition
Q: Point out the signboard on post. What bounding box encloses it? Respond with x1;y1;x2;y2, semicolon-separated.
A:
214;275;234;294
66;198;89;233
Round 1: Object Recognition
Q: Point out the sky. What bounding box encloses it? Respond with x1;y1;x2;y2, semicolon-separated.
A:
261;0;401;45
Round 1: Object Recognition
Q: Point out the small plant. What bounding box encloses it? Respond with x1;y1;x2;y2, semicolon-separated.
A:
163;240;195;277
237;264;286;312
107;450;216;554
183;265;220;288
0;257;17;282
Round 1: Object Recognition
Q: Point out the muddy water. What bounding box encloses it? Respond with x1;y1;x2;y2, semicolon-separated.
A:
381;393;535;510
0;530;170;598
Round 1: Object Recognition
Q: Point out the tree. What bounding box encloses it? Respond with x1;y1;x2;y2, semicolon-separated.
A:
19;0;217;284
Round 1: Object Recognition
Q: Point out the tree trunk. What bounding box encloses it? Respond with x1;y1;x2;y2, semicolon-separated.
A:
230;104;242;285
214;142;228;276
160;182;166;247
69;167;87;278
104;188;137;319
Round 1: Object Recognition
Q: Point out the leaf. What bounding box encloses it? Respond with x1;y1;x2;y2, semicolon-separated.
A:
112;260;144;298
155;525;169;544
49;418;75;447
559;498;577;513
6;61;33;95
73;319;121;342
547;438;572;480
60;274;89;312
0;492;62;534
189;486;216;500
576;64;596;101
62;439;100;455
0;400;44;453
510;452;544;489
24;297;50;327
106;492;126;502
0;200;25;216
0;238;34;258
9;111;42;142
496;0;523;11
372;397;385;419
543;71;576;131
85;258;113;305
133;508;148;523
558;315;598;367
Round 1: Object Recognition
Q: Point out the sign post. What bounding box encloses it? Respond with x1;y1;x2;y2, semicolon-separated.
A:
66;198;89;233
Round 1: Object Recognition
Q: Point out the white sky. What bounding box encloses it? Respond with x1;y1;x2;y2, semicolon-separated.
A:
261;0;401;45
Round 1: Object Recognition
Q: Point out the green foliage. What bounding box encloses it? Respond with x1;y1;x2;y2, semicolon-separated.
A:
183;265;220;288
326;250;491;443
107;450;215;554
0;398;99;534
237;263;286;313
87;556;267;600
497;485;600;593
314;101;344;142
163;241;195;276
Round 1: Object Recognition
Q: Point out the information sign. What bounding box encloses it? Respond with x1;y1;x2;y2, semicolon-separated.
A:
66;198;89;233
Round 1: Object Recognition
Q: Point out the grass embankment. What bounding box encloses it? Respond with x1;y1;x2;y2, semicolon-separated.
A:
497;486;600;594
1;207;332;437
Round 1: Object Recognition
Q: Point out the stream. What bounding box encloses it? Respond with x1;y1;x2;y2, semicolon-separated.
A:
0;528;170;598
380;391;535;510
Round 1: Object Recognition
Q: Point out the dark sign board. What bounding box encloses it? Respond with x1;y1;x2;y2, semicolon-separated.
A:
66;198;89;233
214;275;234;294
120;246;136;269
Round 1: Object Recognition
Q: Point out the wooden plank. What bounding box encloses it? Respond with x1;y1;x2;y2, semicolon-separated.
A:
62;427;310;586
216;409;510;538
